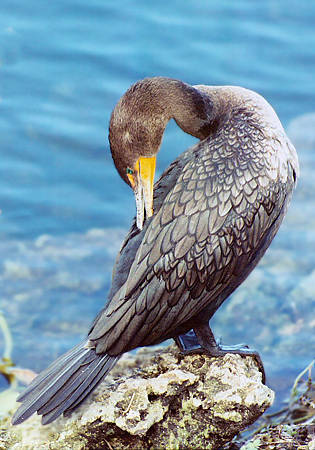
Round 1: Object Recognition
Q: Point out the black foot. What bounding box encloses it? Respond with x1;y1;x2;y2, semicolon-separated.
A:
174;330;201;352
174;325;266;384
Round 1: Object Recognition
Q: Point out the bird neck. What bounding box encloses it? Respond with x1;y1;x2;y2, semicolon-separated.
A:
159;77;215;140
113;77;218;142
109;77;222;183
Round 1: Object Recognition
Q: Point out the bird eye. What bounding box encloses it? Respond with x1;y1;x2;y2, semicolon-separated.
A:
126;167;134;175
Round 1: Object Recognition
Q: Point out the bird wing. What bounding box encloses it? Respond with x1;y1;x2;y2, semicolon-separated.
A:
89;118;297;355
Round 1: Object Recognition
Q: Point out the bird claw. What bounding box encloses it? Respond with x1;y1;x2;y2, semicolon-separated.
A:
174;329;266;384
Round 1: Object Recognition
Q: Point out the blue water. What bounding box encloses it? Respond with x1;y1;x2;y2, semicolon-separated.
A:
0;1;315;410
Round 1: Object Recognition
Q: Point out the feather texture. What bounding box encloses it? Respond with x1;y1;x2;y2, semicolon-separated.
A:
12;342;119;425
13;78;298;425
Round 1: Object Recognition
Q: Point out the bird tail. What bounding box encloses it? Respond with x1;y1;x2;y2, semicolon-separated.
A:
12;341;120;425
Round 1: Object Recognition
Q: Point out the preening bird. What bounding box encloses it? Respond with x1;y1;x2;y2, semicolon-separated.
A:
12;77;299;425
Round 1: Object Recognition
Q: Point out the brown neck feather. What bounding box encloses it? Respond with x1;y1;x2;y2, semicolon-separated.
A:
109;77;219;183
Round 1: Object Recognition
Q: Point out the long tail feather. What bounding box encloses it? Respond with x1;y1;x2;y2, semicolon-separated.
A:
12;341;120;425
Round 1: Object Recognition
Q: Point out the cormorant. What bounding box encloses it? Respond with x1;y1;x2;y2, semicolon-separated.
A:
12;77;299;425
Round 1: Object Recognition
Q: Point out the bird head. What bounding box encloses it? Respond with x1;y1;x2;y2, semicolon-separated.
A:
108;77;214;230
109;79;168;230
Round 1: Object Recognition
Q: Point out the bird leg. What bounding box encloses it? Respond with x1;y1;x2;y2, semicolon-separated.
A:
174;329;202;352
174;323;265;384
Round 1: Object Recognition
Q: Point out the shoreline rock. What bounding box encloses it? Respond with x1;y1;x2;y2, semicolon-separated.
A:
1;345;274;449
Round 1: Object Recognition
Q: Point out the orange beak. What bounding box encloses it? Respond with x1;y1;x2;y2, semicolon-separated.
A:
127;156;156;230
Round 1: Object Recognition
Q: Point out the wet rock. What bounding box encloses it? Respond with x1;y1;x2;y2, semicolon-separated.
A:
1;345;274;449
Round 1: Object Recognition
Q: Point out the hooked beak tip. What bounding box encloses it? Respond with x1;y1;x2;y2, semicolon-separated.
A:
133;155;156;230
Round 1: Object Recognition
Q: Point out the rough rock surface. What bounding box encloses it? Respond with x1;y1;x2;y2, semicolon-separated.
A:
239;424;315;449
1;345;274;450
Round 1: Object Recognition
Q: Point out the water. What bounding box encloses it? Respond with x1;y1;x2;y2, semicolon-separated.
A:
0;1;314;410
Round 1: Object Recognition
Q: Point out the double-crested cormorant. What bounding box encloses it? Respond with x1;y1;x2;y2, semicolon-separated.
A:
12;77;299;425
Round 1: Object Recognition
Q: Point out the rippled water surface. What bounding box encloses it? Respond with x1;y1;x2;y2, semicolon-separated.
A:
0;1;314;410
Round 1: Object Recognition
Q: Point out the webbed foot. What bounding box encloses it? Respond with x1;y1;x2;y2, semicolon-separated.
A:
174;325;265;384
174;329;202;352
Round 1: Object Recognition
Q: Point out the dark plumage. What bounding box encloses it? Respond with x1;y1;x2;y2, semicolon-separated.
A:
12;77;299;425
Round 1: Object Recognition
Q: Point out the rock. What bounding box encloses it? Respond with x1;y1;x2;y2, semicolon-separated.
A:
1;345;274;450
240;424;315;449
